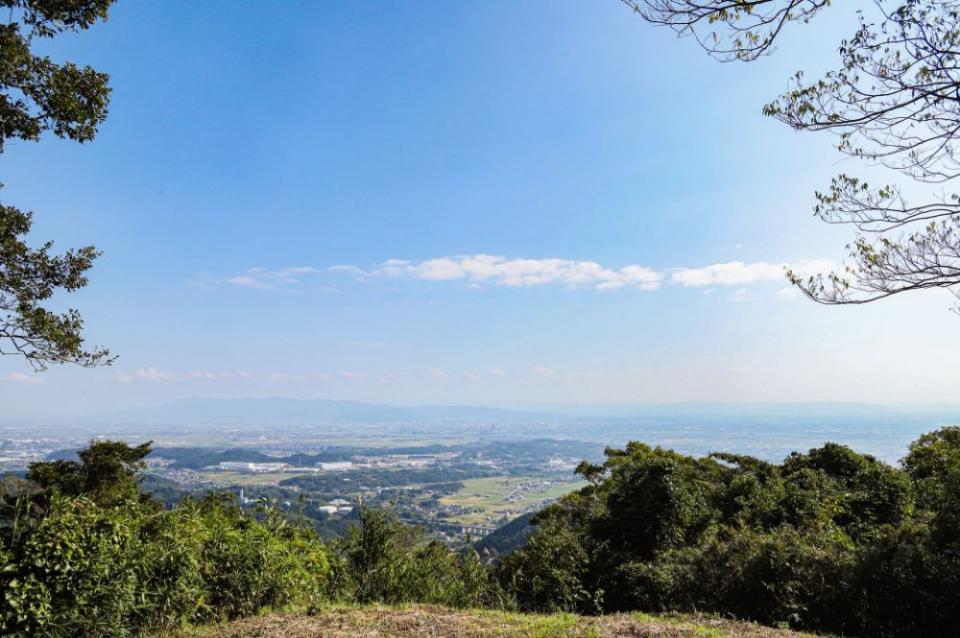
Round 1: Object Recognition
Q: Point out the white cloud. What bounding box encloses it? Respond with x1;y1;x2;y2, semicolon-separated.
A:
671;261;784;287
339;371;364;380
491;368;507;377
670;260;833;288
362;254;663;291
213;256;832;295
5;371;44;385
136;367;175;383
328;264;365;275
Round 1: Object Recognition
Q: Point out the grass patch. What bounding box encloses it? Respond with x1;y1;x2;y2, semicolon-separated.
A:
159;605;820;638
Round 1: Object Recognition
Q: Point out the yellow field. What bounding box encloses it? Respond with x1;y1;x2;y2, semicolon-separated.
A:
439;476;586;526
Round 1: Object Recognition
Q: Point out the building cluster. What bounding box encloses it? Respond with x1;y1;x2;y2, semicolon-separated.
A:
218;461;290;473
214;453;455;474
316;498;353;515
352;453;457;469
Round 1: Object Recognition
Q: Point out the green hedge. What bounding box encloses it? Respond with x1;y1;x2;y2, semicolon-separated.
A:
0;493;329;637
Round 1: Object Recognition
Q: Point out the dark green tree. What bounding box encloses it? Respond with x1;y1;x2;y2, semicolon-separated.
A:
497;434;960;635
331;505;498;607
626;0;960;310
26;439;152;505
1;0;115;369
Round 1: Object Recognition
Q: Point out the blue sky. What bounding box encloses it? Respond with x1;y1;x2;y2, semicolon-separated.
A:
3;0;959;418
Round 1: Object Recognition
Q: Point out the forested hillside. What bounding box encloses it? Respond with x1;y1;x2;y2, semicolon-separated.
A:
497;429;960;636
3;429;960;637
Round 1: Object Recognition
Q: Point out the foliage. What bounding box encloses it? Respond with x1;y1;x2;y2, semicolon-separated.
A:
497;428;960;637
0;0;114;369
474;511;535;558
0;441;331;637
0;439;512;636
495;516;597;614
6;433;960;637
329;505;503;609
26;440;152;505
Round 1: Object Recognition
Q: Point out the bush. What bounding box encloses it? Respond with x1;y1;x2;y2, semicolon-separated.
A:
1;495;140;637
329;506;501;608
495;429;960;637
495;516;597;613
0;443;330;637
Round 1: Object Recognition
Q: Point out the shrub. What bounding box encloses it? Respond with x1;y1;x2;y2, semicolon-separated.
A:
493;429;960;637
0;442;331;637
329;505;501;608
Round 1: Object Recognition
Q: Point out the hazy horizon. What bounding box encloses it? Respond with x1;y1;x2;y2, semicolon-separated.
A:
9;394;960;425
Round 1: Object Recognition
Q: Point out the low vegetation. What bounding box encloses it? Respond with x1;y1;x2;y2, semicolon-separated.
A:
158;605;817;638
4;428;960;637
0;443;328;637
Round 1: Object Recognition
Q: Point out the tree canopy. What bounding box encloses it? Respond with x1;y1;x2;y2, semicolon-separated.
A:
628;0;960;309
499;429;960;636
0;0;114;369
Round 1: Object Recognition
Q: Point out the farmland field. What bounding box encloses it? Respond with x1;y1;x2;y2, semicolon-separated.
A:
439;476;586;526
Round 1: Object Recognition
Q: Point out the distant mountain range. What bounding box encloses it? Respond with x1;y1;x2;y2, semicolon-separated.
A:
116;397;544;425
107;397;960;427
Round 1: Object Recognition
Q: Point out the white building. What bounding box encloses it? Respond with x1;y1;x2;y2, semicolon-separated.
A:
317;461;353;471
218;461;289;473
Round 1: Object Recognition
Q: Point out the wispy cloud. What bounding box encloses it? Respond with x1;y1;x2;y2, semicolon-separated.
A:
136;367;176;382
197;266;322;290
427;367;449;381
205;255;833;294
670;260;833;288
266;372;304;382
333;255;832;292
116;367;177;384
338;255;664;291
120;369;361;384
4;371;44;385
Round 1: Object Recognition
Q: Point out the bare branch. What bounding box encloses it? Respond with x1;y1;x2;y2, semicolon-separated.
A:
622;0;830;61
